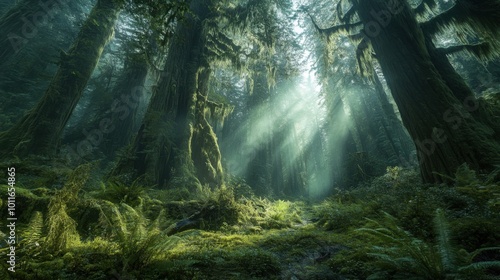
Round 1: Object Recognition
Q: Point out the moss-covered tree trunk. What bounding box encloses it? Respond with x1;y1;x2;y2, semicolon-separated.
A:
189;67;225;186
356;0;500;183
0;0;123;157
111;0;222;188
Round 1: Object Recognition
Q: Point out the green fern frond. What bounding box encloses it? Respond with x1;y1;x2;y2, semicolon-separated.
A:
20;211;43;256
434;209;455;272
458;261;500;273
468;247;500;262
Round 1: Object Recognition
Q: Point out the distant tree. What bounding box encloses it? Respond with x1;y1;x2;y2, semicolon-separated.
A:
0;0;187;158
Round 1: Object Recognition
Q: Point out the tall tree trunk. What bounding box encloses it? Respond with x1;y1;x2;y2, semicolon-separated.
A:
372;72;415;165
111;0;215;188
425;37;475;102
356;0;500;183
0;0;123;157
244;68;274;195
103;54;148;158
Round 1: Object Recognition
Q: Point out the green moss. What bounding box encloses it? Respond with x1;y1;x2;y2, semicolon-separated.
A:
45;200;81;252
151;230;281;279
238;197;305;231
313;200;368;232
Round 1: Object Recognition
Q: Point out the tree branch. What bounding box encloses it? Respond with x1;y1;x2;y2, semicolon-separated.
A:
414;0;437;15
309;13;362;36
437;42;491;58
420;3;458;34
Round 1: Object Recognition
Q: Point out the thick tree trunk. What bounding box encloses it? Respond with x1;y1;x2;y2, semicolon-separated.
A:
425;37;475;102
111;0;217;188
0;0;123;157
371;74;415;166
356;0;500;183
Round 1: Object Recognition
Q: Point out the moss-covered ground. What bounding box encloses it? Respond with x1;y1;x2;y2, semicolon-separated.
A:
0;164;499;279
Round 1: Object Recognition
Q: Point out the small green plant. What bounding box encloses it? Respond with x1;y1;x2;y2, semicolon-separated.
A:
357;210;500;279
96;180;146;206
262;199;302;229
97;199;180;276
386;166;403;186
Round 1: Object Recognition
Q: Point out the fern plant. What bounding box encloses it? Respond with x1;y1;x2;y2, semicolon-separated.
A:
20;211;44;258
97;199;180;275
357;210;500;279
96;180;146;206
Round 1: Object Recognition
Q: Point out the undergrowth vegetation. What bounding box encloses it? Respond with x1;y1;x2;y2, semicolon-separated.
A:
0;164;498;279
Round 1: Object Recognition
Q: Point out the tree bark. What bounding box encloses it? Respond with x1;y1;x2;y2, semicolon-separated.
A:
0;0;123;157
356;0;500;183
189;67;225;186
110;0;217;188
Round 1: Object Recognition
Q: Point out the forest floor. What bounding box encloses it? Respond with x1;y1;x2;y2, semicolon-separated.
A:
0;164;499;279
